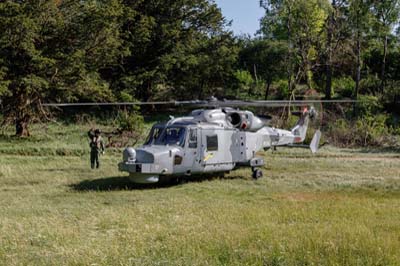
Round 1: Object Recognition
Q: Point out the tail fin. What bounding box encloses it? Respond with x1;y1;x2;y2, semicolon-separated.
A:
291;107;316;143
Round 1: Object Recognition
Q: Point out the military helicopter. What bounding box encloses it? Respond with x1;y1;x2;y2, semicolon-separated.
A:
44;97;356;184
117;98;323;183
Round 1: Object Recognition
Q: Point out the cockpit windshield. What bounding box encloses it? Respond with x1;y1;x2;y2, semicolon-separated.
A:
145;125;186;147
144;125;164;145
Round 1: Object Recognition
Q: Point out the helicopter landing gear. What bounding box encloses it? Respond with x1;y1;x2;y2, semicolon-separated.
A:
252;167;263;179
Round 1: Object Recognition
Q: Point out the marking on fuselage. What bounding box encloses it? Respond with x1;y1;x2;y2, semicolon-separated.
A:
204;153;214;162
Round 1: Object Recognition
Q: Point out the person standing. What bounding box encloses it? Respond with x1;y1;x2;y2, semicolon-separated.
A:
88;128;105;169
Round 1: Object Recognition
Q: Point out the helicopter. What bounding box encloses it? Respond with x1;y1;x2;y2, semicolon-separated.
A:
117;100;322;184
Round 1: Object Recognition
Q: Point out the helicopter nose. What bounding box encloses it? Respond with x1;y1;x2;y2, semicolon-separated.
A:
123;147;136;162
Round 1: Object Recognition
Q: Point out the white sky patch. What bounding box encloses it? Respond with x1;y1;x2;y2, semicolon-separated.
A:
214;0;265;36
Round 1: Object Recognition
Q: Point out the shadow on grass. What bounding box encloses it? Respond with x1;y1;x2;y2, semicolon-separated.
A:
70;176;168;191
70;173;246;191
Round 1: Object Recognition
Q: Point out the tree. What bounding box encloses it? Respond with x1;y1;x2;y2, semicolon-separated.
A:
0;1;55;136
323;0;352;99
51;0;126;102
0;0;125;136
348;0;372;107
260;0;296;94
238;39;287;99
260;0;330;94
112;0;237;101
369;0;400;93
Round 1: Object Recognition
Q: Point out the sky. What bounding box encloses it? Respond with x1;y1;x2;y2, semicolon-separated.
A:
214;0;265;36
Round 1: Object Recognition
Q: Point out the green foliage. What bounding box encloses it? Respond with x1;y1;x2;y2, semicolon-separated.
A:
0;0;399;145
114;0;237;100
370;0;400;37
116;109;145;133
238;39;287;83
275;79;290;99
0;0;237;135
260;0;330;89
359;75;380;95
118;91;135;102
234;70;254;93
355;95;384;117
386;114;400;137
326;114;397;147
332;76;355;97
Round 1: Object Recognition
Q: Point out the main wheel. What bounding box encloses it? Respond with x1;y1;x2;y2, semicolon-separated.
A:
252;168;263;179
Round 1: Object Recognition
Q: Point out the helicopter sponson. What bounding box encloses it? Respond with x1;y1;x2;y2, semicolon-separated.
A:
118;107;320;183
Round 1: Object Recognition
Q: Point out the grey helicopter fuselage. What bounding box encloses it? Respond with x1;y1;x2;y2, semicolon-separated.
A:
118;107;319;183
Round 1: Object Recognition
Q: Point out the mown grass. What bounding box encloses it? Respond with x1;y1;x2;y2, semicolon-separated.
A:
0;123;400;265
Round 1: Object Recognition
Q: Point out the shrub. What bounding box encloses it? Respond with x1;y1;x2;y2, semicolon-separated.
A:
355;95;383;117
234;70;254;94
116;108;144;133
326;114;396;147
110;107;145;147
359;75;380;95
332;76;355;98
274;79;290;99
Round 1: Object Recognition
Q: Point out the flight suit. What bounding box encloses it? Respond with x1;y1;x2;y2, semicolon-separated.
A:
90;134;105;169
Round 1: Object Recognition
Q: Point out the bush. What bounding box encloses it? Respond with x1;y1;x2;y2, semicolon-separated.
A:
326;114;397;147
332;77;355;98
359;75;380;95
116;108;144;133
274;79;290;99
110;107;145;147
355;95;383;117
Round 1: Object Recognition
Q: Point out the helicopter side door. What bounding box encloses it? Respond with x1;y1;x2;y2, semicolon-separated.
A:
200;128;235;173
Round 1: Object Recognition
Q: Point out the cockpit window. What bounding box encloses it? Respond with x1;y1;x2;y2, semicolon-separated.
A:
144;126;163;145
154;127;186;147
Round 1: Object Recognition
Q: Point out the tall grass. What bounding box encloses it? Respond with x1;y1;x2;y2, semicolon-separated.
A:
0;123;400;265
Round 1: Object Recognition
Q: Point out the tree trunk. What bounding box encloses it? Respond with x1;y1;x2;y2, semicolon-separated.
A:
286;4;293;95
325;0;335;100
264;79;271;100
15;115;30;137
380;34;388;94
354;37;361;116
325;63;332;99
198;80;205;99
305;60;313;90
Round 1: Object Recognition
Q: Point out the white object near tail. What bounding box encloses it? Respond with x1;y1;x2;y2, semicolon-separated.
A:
310;130;321;154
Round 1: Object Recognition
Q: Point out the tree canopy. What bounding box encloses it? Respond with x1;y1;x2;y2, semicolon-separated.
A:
0;0;399;136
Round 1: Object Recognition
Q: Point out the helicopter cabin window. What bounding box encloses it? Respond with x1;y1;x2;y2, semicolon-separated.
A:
188;129;197;148
206;135;218;151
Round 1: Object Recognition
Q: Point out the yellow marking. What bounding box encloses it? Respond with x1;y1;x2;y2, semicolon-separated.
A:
204;153;214;161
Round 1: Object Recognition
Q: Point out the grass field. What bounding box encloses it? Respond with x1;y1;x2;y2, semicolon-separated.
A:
0;123;400;265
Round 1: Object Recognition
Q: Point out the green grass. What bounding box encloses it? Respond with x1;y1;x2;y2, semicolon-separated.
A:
0;123;400;265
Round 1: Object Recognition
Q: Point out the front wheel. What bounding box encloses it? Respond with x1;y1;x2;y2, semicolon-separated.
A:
252;168;263;179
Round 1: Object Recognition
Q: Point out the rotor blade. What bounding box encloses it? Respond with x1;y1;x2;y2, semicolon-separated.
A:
42;99;358;108
196;99;358;107
42;100;207;107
